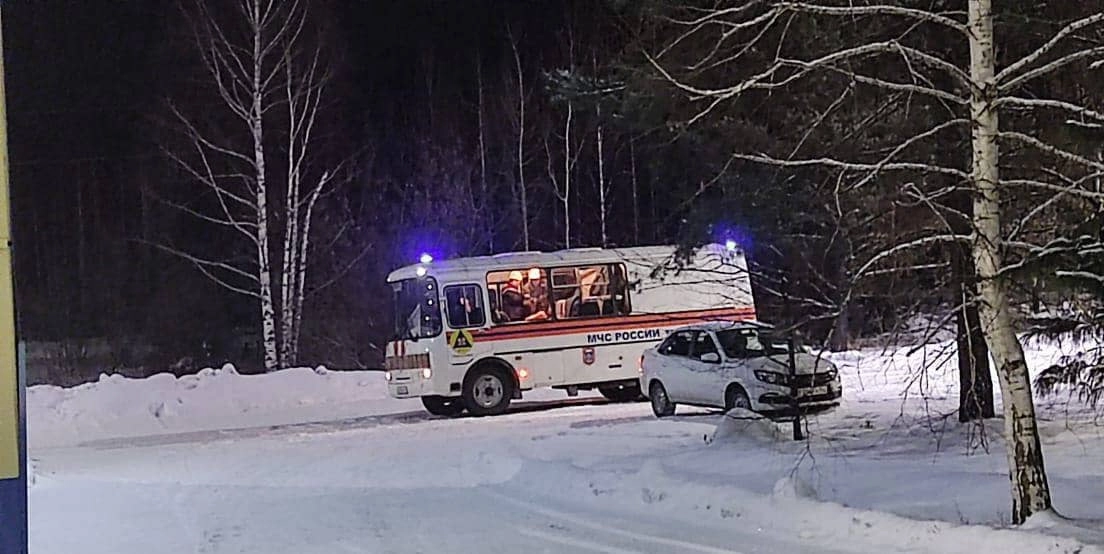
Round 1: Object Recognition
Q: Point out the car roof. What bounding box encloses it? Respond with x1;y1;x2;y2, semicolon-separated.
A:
670;320;773;333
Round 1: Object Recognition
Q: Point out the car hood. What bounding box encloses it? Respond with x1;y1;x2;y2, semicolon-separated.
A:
758;352;837;375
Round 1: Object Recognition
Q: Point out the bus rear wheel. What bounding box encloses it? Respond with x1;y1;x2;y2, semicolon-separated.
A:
421;396;466;417
463;366;514;416
598;382;643;403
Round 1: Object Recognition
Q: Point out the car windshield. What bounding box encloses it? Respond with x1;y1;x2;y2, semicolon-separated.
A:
715;328;789;359
392;277;442;340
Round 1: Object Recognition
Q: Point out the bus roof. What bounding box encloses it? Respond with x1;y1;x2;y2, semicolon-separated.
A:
386;243;741;283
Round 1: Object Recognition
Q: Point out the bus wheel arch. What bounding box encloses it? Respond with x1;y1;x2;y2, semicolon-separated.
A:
462;359;516;416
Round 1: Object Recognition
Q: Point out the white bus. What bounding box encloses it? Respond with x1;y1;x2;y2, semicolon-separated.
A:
383;243;756;416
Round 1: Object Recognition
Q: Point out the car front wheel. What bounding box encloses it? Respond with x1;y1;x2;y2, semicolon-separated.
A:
649;381;675;417
725;384;752;411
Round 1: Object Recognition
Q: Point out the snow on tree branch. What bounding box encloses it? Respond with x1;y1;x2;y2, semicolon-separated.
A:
732;152;968;180
996;12;1104;85
775;2;969;34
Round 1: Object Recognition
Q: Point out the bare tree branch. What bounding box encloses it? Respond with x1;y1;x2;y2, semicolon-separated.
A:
733;152;969;180
853;234;971;280
996;96;1104;123
776;2;969;34
996;13;1104;84
1001;131;1104;172
1000;45;1104;94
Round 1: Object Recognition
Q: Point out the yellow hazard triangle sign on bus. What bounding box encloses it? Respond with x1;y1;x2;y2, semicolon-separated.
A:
447;329;474;355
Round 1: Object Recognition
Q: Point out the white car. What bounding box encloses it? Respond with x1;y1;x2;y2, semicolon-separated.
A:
639;321;842;417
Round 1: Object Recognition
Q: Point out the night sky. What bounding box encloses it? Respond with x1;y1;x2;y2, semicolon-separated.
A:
3;1;567;177
0;0;596;360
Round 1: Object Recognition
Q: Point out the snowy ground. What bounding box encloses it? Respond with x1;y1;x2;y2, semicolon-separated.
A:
27;338;1104;554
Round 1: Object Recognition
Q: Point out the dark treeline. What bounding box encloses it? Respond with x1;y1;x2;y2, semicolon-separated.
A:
3;1;1100;391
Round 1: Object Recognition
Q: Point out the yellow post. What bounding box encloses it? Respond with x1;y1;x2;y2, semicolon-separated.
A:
0;6;20;481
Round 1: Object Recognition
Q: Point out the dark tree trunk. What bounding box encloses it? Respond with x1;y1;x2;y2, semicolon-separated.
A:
954;246;995;422
829;305;850;352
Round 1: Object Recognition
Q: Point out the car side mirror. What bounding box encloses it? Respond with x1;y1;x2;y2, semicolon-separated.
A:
700;352;720;364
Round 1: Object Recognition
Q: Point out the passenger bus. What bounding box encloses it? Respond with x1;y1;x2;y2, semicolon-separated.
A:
383;243;756;416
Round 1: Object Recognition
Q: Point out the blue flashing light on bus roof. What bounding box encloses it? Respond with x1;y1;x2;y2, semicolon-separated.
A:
419;253;434;264
725;239;738;251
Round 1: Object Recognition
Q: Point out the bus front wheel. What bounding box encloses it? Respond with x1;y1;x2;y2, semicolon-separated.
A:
422;395;466;417
462;365;514;416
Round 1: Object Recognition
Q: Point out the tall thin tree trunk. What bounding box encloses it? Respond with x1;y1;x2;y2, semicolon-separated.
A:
280;53;303;368
476;55;492;253
76;174;86;329
968;0;1050;523
508;31;529;250
630;139;639;244
563;102;572;248
597;117;607;248
252;0;278;372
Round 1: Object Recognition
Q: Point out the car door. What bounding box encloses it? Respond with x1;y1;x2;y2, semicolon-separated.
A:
654;330;695;402
685;331;726;406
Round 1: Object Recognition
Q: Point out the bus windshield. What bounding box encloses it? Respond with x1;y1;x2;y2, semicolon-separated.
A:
392;277;442;340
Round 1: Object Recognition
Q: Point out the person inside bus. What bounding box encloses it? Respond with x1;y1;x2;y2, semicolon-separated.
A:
525;269;550;321
500;270;549;322
500;271;529;321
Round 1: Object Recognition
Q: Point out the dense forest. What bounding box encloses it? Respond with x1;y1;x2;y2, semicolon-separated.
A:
3;0;1100;406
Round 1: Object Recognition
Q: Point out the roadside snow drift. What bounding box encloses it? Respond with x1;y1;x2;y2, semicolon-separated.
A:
27;364;410;448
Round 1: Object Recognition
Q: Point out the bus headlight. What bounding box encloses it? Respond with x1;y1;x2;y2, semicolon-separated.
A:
385;371;393;382
421;368;432;379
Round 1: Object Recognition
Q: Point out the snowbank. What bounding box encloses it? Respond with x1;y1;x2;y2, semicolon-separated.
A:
710;408;786;444
28;364;414;448
504;458;1102;554
825;334;1095;415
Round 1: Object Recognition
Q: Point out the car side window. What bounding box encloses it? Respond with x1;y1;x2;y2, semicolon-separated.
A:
659;331;693;357
690;331;720;362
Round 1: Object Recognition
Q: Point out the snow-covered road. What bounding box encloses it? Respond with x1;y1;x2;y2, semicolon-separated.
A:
31;401;848;554
29;396;1102;554
25;339;1104;553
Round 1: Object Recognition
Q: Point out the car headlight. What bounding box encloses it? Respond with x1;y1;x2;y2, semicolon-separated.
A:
385;371;393;382
421;368;432;379
754;370;788;385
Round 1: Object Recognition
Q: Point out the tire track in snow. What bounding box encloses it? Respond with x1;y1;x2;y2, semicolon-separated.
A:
483;489;743;554
517;526;648;554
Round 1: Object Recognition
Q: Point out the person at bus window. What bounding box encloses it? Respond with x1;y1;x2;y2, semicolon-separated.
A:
524;271;550;321
500;271;530;321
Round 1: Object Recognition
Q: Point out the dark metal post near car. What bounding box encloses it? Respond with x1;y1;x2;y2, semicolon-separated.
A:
786;332;804;441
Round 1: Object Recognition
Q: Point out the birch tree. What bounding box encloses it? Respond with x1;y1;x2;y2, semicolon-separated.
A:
506;26;532;250
650;0;1104;524
162;0;343;372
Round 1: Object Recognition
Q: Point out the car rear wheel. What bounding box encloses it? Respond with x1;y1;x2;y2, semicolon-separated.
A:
649;381;675;417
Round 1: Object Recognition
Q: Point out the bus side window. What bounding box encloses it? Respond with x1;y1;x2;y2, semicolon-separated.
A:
444;284;487;329
552;264;631;319
609;263;630;315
